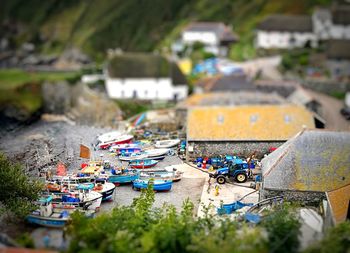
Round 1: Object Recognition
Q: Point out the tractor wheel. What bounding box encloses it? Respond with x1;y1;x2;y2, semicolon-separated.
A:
216;175;226;184
235;173;247;183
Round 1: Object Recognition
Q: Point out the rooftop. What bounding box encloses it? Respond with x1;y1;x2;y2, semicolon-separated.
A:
187;105;315;141
326;40;350;60
257;15;313;32
107;53;187;85
178;91;286;108
195;74;253;92
332;4;350;25
262;129;350;192
184;22;238;42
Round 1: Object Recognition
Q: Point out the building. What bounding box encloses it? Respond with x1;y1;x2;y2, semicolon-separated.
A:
256;15;317;49
287;87;325;128
181;22;238;56
194;74;253;93
326;39;350;79
254;79;299;98
260;129;350;226
105;53;188;101
313;5;350;40
186;104;315;159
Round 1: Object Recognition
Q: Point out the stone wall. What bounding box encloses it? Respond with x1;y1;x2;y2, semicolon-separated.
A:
301;78;350;95
260;188;326;206
186;140;285;160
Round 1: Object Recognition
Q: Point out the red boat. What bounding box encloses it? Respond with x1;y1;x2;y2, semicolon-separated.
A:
97;134;133;149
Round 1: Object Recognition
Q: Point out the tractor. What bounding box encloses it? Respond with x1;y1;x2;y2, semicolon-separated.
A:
209;159;252;184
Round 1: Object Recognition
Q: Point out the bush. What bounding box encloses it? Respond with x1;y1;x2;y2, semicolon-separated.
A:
0;153;43;218
304;221;350;253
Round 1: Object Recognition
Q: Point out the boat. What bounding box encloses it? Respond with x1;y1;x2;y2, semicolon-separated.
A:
144;148;170;158
119;153;147;161
50;183;103;211
132;179;173;191
139;167;183;182
97;134;134;150
27;196;95;228
81;161;105;175
107;169;139;185
92;179;116;201
129;159;158;169
109;143;142;154
154;139;180;148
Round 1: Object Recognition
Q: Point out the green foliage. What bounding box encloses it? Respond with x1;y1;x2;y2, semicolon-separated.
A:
261;204;301;253
304;221;350;253
16;233;35;248
66;185;308;253
115;100;151;119
280;49;311;74
0;153;42;218
0;0;333;59
330;91;346;100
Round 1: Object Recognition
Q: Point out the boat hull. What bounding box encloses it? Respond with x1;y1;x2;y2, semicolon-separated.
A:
99;137;133;150
27;215;68;228
132;180;172;191
108;174;139;184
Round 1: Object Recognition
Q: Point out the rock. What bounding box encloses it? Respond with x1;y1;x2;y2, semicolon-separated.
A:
42;81;72;114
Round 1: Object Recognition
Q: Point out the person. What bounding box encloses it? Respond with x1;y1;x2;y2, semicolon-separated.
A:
43;232;50;248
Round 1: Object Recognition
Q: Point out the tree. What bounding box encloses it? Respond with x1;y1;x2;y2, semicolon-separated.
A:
0;153;42;217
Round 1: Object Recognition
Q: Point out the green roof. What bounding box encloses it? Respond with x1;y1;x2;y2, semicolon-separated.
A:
107;53;187;85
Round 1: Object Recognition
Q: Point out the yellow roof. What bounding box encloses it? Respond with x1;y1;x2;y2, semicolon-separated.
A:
326;184;350;225
187;105;315;141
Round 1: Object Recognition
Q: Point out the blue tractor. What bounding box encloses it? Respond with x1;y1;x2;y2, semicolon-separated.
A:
209;158;251;184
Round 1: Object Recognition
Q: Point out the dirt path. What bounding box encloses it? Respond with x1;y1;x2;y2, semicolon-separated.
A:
306;89;350;131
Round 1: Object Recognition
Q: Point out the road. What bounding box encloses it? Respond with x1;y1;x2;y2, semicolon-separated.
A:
306;89;350;131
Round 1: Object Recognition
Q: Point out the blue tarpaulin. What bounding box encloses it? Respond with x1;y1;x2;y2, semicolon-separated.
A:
217;201;254;215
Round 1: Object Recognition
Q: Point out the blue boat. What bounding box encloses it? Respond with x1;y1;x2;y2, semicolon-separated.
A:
27;196;95;228
107;169;139;185
132;179;172;191
129;159;158;169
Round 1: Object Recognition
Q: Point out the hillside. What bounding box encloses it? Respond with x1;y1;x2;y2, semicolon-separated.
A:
0;0;331;60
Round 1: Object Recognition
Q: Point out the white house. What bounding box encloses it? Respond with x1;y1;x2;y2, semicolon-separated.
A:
105;53;188;101
256;15;317;49
180;22;238;56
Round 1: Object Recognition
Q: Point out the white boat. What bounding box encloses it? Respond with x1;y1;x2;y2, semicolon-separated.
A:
97;131;122;143
144;148;170;157
154;139;180;148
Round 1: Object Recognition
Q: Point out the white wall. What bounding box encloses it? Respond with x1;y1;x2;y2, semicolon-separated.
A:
105;77;188;101
182;31;218;46
327;59;350;78
329;25;350;39
256;30;317;49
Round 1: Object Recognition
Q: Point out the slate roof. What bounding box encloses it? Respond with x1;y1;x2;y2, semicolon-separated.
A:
326;40;350;60
107;53;187;85
262;130;350;192
178;91;286;108
187;105;315;141
196;74;253;92
332;5;350;25
257;15;313;32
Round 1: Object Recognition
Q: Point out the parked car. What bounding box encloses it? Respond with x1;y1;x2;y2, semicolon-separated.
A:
340;107;350;120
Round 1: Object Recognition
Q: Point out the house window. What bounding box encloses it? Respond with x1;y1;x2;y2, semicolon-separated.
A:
284;115;291;123
250;114;259;123
133;90;137;99
173;93;178;101
145;90;148;97
217;114;224;124
155;90;158;98
121;90;124;98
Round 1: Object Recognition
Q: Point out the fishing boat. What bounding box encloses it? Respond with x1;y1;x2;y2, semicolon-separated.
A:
81;161;105;175
129;159;158;169
50;183;103;211
139;167;183;182
107;169;139;185
119;153;147;161
27;196;95;228
97;134;133;150
144;148;170;158
132;179;173;191
92;179;116;201
154;139;180;148
109;143;142;154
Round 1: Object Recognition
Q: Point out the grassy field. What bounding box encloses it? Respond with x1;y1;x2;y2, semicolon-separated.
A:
0;69;80;114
